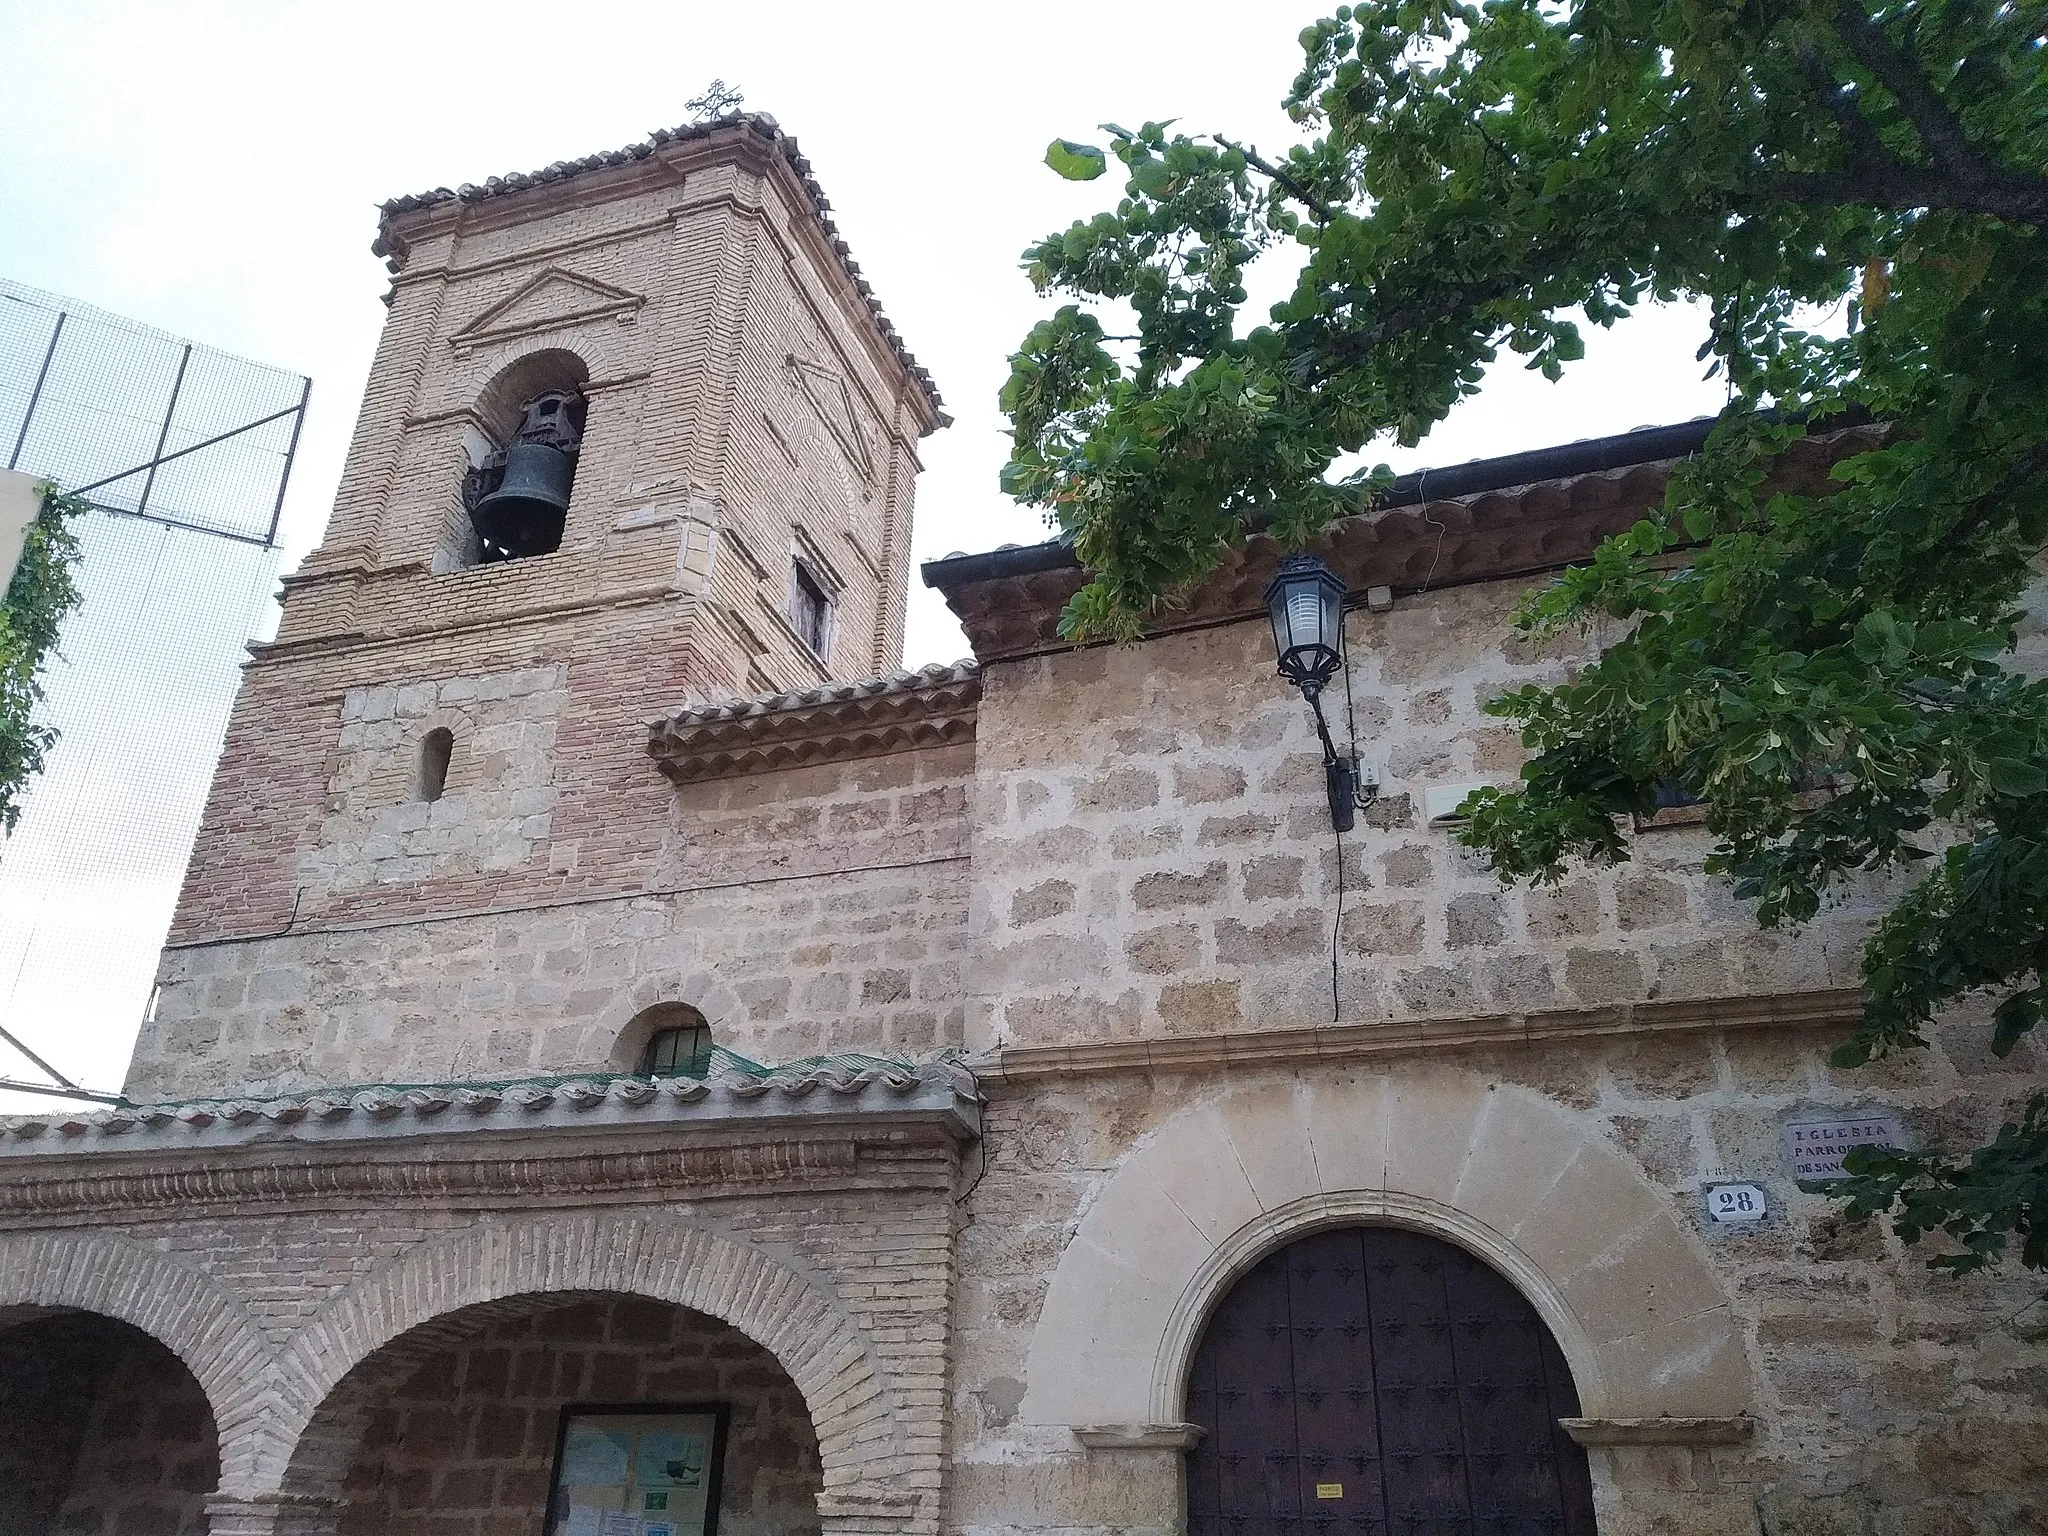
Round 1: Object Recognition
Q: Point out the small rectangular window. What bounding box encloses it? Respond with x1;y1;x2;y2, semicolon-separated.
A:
789;561;830;657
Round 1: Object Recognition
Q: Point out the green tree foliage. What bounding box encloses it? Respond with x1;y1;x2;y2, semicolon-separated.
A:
0;487;85;833
1005;2;2048;1278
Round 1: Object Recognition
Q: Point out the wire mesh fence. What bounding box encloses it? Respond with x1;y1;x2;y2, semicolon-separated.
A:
0;281;309;1106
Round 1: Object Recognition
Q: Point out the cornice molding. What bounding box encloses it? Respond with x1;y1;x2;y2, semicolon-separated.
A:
0;1065;980;1219
924;430;1881;662
646;661;980;783
1560;1416;1755;1447
974;989;1864;1084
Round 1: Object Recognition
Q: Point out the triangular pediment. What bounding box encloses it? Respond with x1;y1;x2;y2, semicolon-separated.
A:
451;266;645;347
787;355;876;483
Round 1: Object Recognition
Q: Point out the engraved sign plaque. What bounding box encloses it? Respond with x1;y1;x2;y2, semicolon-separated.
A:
1781;1113;1905;1181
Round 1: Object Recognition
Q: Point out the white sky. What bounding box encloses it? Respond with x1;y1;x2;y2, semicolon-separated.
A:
0;0;1728;669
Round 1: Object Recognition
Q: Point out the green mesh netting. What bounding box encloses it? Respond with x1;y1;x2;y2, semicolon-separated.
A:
116;1046;951;1112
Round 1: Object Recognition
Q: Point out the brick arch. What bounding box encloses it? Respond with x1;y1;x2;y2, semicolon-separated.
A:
470;345;593;443
262;1211;904;1504
1020;1069;1752;1430
0;1228;276;1490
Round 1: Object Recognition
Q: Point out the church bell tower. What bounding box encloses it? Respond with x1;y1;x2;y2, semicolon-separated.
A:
127;113;945;1100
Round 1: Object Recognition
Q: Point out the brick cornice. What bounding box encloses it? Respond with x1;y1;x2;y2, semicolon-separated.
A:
0;1131;960;1222
374;112;943;420
646;661;980;782
924;428;1882;662
974;988;1864;1085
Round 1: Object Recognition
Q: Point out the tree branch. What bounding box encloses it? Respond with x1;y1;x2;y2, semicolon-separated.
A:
1941;441;2048;547
1215;136;1333;223
1772;167;2048;226
1830;2;1981;177
1794;38;1890;167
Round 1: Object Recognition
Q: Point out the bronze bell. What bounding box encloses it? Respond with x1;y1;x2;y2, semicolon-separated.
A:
468;389;586;561
471;441;574;559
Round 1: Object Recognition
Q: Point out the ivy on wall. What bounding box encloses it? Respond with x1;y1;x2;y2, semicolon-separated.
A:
0;487;85;833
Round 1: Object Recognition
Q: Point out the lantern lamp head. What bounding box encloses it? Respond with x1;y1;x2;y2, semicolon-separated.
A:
1264;554;1347;700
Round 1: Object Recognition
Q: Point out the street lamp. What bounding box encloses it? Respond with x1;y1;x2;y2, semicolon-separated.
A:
1263;553;1358;832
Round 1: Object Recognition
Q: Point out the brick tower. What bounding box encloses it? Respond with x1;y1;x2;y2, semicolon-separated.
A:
128;113;946;1100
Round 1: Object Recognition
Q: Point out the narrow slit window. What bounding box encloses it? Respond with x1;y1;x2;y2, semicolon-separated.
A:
417;727;453;803
789;560;830;657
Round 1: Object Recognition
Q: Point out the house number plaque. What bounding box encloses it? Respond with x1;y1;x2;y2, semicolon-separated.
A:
1703;1181;1768;1224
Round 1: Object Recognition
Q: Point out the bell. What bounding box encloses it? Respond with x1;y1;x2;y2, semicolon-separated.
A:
470;441;573;560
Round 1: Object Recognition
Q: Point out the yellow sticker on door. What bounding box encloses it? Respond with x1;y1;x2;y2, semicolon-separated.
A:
1315;1484;1343;1500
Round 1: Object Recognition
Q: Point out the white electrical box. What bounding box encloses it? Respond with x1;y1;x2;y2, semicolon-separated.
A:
1424;783;1489;825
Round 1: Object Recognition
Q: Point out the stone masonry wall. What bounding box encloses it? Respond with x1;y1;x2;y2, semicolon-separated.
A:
951;1030;2048;1536
967;582;1897;1051
135;729;968;1100
0;1313;220;1536
339;1296;822;1536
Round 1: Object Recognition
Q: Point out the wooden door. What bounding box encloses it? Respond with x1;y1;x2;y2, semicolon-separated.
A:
1185;1227;1596;1536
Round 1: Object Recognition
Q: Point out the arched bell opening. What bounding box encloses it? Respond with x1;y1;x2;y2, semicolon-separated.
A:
446;349;593;570
1183;1225;1596;1536
0;1309;221;1534
286;1290;823;1536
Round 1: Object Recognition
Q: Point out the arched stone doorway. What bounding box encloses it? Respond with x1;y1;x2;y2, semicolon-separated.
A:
0;1310;221;1534
1184;1226;1594;1536
312;1291;822;1536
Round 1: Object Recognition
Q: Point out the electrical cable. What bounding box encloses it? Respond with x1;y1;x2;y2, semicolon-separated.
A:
1328;613;1359;1024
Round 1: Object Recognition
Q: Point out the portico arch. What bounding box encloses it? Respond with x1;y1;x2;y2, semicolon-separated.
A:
266;1211;911;1515
1020;1068;1751;1432
0;1228;272;1487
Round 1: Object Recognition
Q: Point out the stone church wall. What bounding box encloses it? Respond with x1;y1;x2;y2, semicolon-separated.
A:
953;1033;2048;1536
966;581;1892;1052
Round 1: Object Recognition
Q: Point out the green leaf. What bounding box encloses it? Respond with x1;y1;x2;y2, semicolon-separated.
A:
1987;758;2048;797
1044;139;1107;181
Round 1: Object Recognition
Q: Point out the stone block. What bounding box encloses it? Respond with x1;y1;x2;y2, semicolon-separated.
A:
1338;901;1425;957
1564;948;1647;1005
1125;925;1201;975
1242;855;1303;901
1155;979;1242;1035
1214;909;1326;964
1173;763;1246;804
1009;880;1076;927
1130;864;1227;911
1073;768;1160;814
1446;890;1507;948
1617;873;1689;930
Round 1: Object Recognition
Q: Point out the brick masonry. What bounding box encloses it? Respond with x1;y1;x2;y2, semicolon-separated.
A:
0;1312;219;1536
338;1295;821;1536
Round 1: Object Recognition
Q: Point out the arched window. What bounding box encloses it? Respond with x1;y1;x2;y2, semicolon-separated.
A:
627;1002;714;1078
416;727;453;803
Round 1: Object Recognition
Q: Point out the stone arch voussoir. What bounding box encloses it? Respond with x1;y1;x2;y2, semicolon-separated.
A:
264;1211;903;1502
0;1228;278;1492
1020;1068;1753;1432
